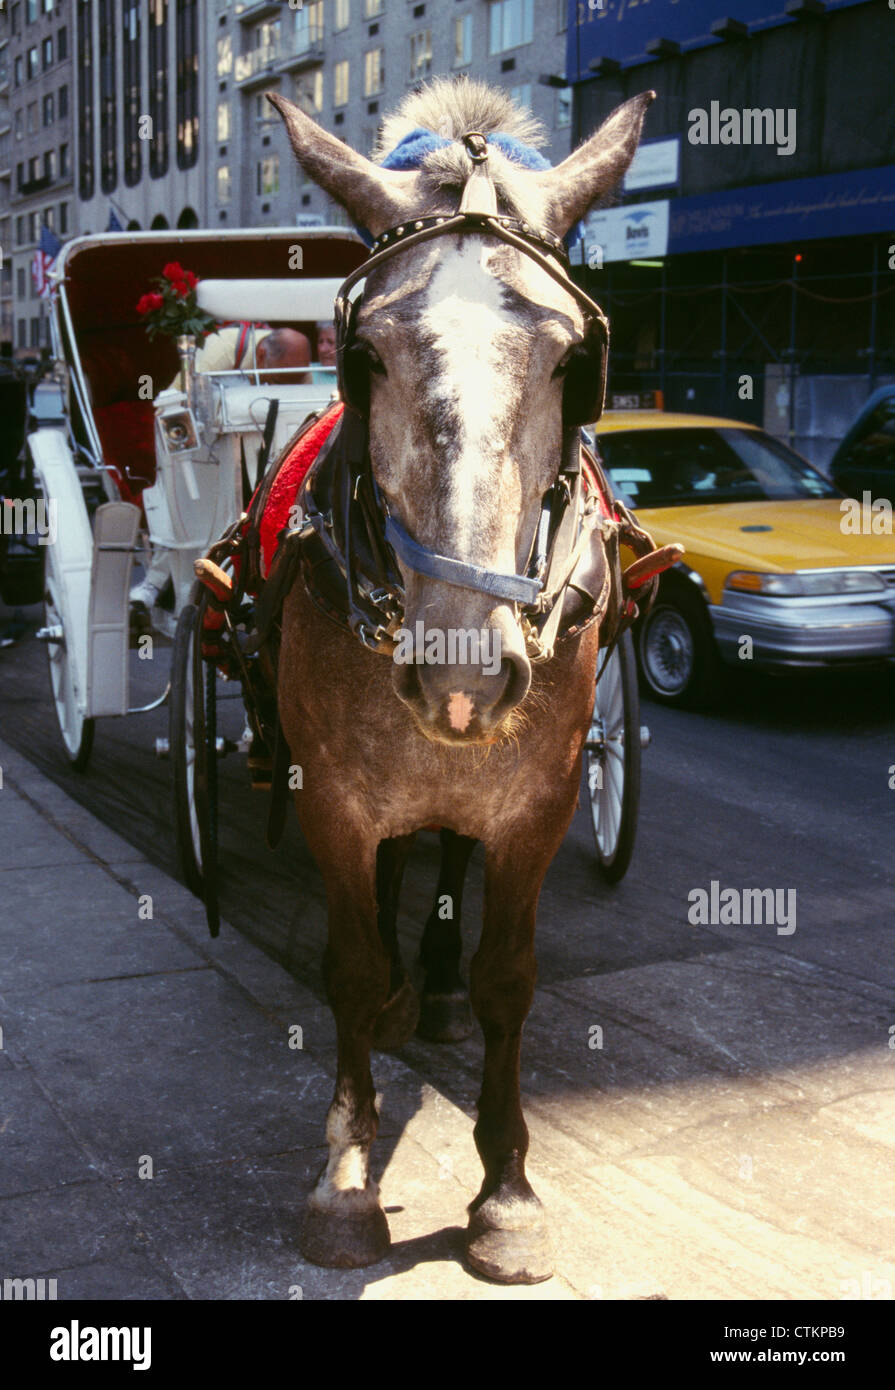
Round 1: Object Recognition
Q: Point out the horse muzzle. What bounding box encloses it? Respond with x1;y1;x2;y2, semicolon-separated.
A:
391;612;532;744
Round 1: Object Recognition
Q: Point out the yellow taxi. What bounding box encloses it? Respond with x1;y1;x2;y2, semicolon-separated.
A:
585;409;895;706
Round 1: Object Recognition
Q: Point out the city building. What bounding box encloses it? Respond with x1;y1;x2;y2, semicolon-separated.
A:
0;0;74;357
208;0;573;230
74;0;205;236
566;0;894;467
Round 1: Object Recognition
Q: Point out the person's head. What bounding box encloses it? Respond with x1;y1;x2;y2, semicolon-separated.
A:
254;327;311;371
316;321;337;367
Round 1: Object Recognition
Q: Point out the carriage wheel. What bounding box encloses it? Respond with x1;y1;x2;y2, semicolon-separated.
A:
170;601;219;934
586;628;642;884
43;572;95;771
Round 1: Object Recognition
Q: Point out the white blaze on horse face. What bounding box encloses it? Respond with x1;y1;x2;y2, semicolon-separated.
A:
420;239;518;559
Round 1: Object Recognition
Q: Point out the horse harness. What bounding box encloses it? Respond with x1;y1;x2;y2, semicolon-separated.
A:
199;131;681;702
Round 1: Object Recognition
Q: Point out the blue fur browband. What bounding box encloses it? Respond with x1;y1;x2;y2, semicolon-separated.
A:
356;127;582;250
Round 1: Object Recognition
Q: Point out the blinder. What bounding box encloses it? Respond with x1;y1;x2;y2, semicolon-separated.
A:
562;325;608;431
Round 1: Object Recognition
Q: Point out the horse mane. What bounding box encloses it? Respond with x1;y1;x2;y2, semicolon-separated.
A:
373;77;550;223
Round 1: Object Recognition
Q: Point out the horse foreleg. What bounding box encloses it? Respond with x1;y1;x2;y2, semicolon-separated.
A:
300;848;393;1270
465;849;552;1285
372;834;420;1049
417;828;476;1042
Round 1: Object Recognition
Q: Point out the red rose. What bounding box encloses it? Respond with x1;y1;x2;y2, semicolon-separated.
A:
162;261;185;282
171;278;190;298
183;270;198;290
136;291;164;315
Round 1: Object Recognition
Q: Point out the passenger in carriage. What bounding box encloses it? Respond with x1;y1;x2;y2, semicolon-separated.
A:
311;321;337;385
128;326;315;617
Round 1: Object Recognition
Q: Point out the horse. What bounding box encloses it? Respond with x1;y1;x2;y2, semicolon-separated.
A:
266;78;654;1285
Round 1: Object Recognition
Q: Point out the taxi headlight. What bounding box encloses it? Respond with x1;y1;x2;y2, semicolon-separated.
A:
726;570;887;596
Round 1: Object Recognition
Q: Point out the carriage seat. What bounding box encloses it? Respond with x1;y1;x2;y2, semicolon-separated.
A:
79;329;177;506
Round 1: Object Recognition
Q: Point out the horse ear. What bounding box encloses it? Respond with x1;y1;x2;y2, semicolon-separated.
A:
266;92;420;236
534;91;656;240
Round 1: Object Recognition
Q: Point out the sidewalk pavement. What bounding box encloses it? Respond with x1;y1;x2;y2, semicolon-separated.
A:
1;734;894;1301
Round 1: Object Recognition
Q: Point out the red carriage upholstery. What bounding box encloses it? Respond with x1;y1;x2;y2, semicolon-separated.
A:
78;328;177;503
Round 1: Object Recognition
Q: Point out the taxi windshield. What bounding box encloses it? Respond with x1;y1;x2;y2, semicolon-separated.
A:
596;427;839;509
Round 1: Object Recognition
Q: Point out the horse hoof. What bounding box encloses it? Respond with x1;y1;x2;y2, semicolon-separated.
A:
465;1199;554;1285
300;1200;391;1269
372;976;419;1051
416;990;474;1043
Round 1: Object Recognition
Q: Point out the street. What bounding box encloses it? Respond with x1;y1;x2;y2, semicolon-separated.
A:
1;605;893;1299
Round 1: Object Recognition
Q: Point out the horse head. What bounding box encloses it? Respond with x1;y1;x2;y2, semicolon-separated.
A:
269;80;653;745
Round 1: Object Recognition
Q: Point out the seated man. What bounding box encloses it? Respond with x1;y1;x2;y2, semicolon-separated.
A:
130;325;313;615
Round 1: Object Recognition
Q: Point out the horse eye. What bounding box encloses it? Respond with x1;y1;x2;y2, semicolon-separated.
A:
355;339;386;375
552;346;578;380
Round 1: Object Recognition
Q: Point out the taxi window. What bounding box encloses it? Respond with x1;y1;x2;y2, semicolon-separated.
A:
597;427;838;508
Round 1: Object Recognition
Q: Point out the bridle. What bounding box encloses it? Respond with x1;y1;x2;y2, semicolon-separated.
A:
272;131;629;661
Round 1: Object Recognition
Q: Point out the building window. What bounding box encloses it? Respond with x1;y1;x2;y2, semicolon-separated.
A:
42;36;54;69
59;201;68;233
14;56;24;87
28;47;40;79
29;210;39;240
294;0;323;50
217;163;231;204
44;0;56;13
489;0;533;54
15;112;24;141
409;30;431;82
43;92;54;125
364;0;381;15
57;25;68;59
175;0;199;170
17;268;26;297
27;102;38;133
27;0;38;22
216;34;232;77
334;59;349;108
217;100;230;142
77;1;94;199
31;317;40;348
509;83;532;114
44;204;55;230
58;84;68;120
149;0;169;178
59;142;69;175
43;148;56;179
99;0;117;192
364;47;383;96
556;0;567;30
16;163;24;190
28;154;39;180
257;154;279;195
18;321;26;349
334;0;349;31
123;0;141;186
453;14;471;67
556;86;571;128
294;69;323;114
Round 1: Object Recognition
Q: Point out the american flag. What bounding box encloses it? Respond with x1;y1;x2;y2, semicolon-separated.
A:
31;225;62;299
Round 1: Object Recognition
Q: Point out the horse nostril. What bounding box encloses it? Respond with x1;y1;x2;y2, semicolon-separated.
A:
488;653;531;722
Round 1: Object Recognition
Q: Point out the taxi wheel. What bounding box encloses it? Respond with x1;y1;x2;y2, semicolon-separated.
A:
637;583;721;709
